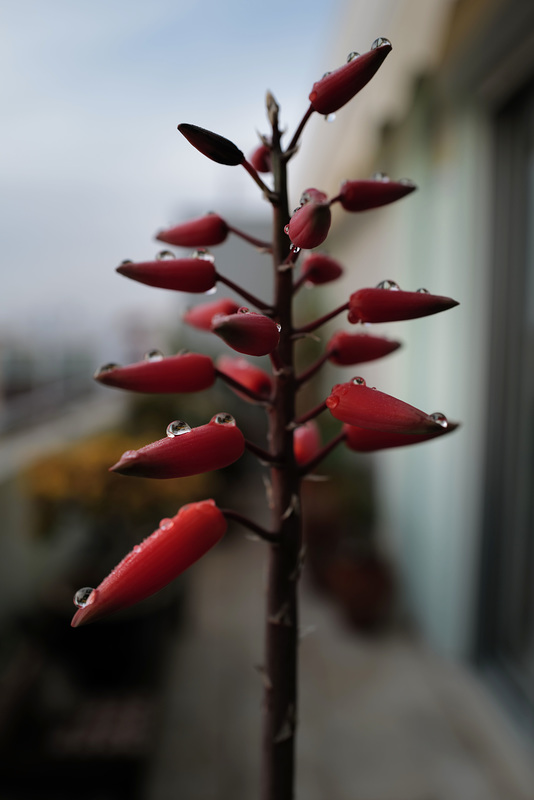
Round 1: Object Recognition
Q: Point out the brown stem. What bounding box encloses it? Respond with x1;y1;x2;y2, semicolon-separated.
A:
299;431;346;476
294;302;349;334
294;400;327;425
220;508;279;543
215;271;272;312
227;223;273;252
296;351;330;386
215;368;271;405
242;158;276;200
260;98;300;800
285;103;315;157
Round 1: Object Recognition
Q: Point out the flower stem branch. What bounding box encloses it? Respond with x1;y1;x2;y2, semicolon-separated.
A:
294;302;349;334
221;508;279;542
215;368;272;405
285;103;315;157
242;159;276;200
245;439;281;464
299;431;346;475
227;223;273;252
215;271;272;312
294;400;328;426
296;351;330;386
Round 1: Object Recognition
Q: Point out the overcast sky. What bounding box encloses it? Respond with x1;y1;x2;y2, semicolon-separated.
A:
1;0;345;356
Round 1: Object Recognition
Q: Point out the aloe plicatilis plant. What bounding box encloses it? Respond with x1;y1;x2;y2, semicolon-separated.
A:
72;37;459;800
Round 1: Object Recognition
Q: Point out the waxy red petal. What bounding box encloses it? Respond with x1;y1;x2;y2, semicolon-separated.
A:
326;381;445;434
309;41;392;115
343;421;459;452
337;178;416;212
286;201;331;250
212;310;280;357
71;500;226;627
294;421;321;465
184;298;240;331
178;124;244;166
249;143;272;173
348;287;459;323
217;355;272;401
327;331;401;365
156;214;229;247
110;415;245;478
301;253;343;285
95;353;216;393
116;257;216;293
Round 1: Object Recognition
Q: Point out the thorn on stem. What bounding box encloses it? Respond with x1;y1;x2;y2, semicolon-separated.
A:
273;704;296;744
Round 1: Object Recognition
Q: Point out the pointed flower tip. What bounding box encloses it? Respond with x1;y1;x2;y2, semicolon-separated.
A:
156;213;228;248
109;415;245;479
115;254;216;293
94;352;216;394
348;283;459;324
212;309;280;357
327;378;452;435
178;123;244;166
71;500;227;627
309;38;392;115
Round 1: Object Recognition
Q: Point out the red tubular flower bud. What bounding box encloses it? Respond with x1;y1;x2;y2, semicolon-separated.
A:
116;254;216;293
336;177;416;212
217;355;272;401
211;309;280;357
309;39;392;115
94;352;216;393
178;123;245;166
71;500;227;627
326;378;447;434
249;143;272;173
301;253;343;285
286;197;331;250
156;214;229;247
110;414;245;478
348;283;459;324
183;298;240;331
343;419;459;452
294;421;321;465
327;331;401;365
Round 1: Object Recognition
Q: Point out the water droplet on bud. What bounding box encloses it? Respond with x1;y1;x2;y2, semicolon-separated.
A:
144;349;164;361
322;71;332;79
156;250;176;260
74;587;94;609
238;307;250;314
324;113;336;123
121;259;133;265
159;518;173;530
166;420;192;437
95;362;120;376
205;286;217;295
399;178;416;187
284;224;290;235
376;279;401;290
352;377;366;386
193;248;215;262
291;245;301;255
214;413;235;425
430;412;448;428
347;51;360;62
372;172;390;182
276;323;282;332
371;37;391;50
416;287;430;294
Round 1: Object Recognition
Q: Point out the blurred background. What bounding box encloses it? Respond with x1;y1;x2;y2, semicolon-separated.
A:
1;0;533;798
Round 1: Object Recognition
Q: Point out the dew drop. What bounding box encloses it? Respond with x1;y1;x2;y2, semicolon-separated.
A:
291;245;301;255
372;171;390;182
159;518;173;530
300;191;312;205
144;349;164;361
276;323;282;332
430;412;448;428
371;37;391;50
327;395;339;409
324;113;336;123
95;362;120;376
238;306;250;314
74;587;94;609
376;279;401;290
121;259;133;265
193;248;215;262
177;348;190;355
352;376;366;386
346;51;360;62
166;420;192;437
416;287;430;294
322;71;332;79
284;224;290;235
156;250;176;260
214;412;235;425
205;286;217;295
121;450;138;460
133;545;142;553
399;177;416;187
